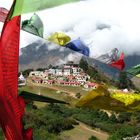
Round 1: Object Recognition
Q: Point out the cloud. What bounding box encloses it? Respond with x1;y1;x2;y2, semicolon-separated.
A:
1;0;140;58
55;52;82;65
96;23;111;30
19;0;140;58
0;0;12;9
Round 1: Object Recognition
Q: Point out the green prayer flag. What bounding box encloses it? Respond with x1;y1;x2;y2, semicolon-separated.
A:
127;64;140;76
22;13;44;37
10;0;79;18
19;91;68;104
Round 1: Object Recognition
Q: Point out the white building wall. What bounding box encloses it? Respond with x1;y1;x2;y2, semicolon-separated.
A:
48;69;56;75
63;68;71;76
55;69;63;76
29;71;42;77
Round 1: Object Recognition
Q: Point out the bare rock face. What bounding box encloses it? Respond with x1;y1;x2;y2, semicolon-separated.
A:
19;40;79;71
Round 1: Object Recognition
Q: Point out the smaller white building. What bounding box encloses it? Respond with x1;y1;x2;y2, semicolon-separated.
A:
63;68;71;76
55;69;63;76
72;67;81;75
123;88;129;93
29;71;43;77
48;69;56;75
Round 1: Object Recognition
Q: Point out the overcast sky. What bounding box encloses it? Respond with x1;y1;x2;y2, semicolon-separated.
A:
0;0;140;58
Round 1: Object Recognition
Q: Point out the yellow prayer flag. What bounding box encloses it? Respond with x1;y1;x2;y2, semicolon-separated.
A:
48;32;71;46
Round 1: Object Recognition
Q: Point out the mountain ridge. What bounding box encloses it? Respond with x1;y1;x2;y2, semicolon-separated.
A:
19;41;140;78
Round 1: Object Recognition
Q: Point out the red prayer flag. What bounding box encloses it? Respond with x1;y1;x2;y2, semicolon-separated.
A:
0;14;32;139
110;53;125;70
23;128;33;140
0;1;33;139
0;7;8;22
0;15;24;140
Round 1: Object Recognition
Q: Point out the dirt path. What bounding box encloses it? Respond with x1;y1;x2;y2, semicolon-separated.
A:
61;121;109;140
78;121;109;140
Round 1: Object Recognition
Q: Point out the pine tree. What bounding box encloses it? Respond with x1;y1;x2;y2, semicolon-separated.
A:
79;58;88;72
118;71;134;89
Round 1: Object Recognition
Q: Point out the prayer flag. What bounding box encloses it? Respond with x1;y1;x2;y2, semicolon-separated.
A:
65;39;90;56
97;48;125;70
22;13;44;37
9;0;79;19
48;32;71;46
0;7;8;22
110;53;125;70
0;2;32;139
0;15;26;140
127;64;140;76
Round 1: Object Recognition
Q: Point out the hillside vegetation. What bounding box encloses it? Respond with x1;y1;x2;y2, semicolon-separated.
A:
0;103;139;140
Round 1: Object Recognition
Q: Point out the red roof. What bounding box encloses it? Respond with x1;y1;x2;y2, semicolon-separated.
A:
87;82;96;86
66;75;75;79
58;80;65;84
64;81;80;85
32;77;42;80
64;66;71;68
47;80;54;82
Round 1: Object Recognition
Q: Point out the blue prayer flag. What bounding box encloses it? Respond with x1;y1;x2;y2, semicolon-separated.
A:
65;39;89;56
